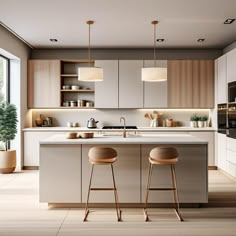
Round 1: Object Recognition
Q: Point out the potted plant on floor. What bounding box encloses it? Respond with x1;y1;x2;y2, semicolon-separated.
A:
0;102;18;173
190;113;199;128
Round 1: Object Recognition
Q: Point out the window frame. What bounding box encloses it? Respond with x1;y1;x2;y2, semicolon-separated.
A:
0;54;10;102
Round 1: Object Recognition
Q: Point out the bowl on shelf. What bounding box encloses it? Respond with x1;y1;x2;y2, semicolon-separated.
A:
71;85;80;90
62;85;71;90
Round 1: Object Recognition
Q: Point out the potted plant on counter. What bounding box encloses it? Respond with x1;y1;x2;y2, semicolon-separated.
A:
0;102;18;173
198;116;208;128
190;113;199;128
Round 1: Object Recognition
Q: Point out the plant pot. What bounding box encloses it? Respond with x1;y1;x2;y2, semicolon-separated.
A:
190;121;198;128
198;121;204;128
0;150;16;174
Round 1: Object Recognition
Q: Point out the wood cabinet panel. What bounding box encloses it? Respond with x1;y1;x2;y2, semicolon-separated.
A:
28;60;60;108
143;60;167;108
168;60;214;108
168;60;192;108
193;60;214;108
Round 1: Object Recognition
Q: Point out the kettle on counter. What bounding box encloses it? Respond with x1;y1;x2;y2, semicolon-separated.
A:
87;118;99;128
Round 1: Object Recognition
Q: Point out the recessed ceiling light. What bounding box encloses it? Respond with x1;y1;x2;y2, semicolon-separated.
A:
197;39;205;42
156;39;165;42
224;19;235;24
50;38;58;42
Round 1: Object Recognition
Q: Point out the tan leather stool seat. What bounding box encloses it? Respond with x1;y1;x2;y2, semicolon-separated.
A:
89;147;117;164
150;146;178;164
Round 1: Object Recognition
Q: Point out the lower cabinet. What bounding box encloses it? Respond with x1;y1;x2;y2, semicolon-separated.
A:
141;144;208;203
81;144;141;203
226;137;236;177
189;132;215;166
217;133;227;171
40;144;81;203
24;131;57;167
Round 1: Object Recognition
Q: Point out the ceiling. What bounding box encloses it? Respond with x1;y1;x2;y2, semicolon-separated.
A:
0;0;236;49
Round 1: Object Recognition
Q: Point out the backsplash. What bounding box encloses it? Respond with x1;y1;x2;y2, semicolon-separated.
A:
30;109;211;128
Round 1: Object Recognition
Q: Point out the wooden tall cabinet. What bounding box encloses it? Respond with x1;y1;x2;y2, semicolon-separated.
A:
168;60;214;108
28;60;60;108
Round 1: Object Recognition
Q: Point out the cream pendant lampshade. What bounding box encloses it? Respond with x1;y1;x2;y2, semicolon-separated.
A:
142;21;167;82
78;21;103;82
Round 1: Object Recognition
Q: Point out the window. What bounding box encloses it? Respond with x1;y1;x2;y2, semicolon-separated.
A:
0;55;9;103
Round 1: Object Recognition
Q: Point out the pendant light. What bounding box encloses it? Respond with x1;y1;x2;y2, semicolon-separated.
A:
78;21;103;81
142;21;167;82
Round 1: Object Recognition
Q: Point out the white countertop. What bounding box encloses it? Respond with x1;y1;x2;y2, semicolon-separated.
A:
40;133;207;145
23;126;216;132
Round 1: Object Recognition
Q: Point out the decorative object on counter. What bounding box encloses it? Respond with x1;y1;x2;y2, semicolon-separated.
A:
144;111;163;127
190;114;200;128
72;122;79;127
35;114;44;127
87;118;99;128
142;21;167;82
0;102;17;174
78;21;103;82
198;116;208;128
42;117;53;127
65;132;78;139
166;119;173;127
67;122;73;127
63;101;70;107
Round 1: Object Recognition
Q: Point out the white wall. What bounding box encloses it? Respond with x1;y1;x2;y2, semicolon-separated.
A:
31;109;211;128
0;25;31;169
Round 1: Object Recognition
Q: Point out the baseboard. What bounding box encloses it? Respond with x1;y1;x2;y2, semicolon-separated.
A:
208;166;217;170
23;166;39;170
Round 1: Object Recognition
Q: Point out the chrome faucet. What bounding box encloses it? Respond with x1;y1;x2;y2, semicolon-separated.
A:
120;116;126;138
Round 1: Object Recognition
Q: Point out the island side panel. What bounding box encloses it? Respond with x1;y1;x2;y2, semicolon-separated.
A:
81;144;141;203
141;144;208;203
40;144;82;203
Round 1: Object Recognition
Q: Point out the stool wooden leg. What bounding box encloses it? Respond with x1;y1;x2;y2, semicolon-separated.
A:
83;164;94;222
171;164;183;222
144;162;153;221
111;164;121;221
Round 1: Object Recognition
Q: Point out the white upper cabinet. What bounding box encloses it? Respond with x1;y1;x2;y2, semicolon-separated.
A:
227;48;236;83
119;60;144;108
143;60;167;108
95;60;119;108
217;55;227;104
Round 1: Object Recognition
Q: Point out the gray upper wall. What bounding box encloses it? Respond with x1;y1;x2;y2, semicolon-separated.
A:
31;48;223;60
223;41;236;54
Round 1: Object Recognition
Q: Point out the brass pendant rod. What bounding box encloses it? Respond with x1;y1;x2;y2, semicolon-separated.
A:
87;20;94;67
152;21;158;67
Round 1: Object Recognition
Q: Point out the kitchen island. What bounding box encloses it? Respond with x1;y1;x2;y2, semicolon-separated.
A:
39;133;208;207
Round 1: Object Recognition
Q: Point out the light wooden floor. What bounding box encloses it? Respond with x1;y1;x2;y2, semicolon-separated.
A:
0;170;236;236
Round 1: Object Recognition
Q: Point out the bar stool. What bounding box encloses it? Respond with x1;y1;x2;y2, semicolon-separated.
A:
83;147;121;222
144;146;183;222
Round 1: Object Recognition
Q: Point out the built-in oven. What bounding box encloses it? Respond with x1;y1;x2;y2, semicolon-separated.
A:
228;81;236;103
217;103;227;134
227;104;236;139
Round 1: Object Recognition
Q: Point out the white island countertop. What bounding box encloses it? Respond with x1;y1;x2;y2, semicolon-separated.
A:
24;126;216;132
40;133;207;145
